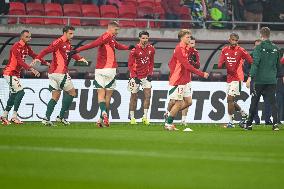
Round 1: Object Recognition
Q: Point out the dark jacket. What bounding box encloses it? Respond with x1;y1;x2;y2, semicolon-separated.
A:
250;40;282;84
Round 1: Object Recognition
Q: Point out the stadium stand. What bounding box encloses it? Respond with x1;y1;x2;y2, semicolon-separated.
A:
99;4;118;26
25;3;45;25
63;4;82;26
118;5;137;27
8;2;26;24
81;4;100;26
44;3;64;25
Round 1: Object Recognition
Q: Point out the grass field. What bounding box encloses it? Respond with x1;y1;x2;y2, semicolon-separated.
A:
0;122;284;189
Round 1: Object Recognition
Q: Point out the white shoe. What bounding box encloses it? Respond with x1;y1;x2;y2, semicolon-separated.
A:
56;116;70;125
42;118;54;126
164;123;179;131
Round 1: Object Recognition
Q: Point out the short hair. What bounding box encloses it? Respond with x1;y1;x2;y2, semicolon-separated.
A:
139;31;149;38
63;26;75;33
108;21;120;27
230;33;239;40
178;29;192;40
20;30;30;36
190;36;196;40
260;27;270;38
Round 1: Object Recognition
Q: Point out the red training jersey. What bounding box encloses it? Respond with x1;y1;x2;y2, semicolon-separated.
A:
218;45;253;83
168;42;205;86
76;32;129;69
36;35;82;74
128;43;155;79
3;40;48;77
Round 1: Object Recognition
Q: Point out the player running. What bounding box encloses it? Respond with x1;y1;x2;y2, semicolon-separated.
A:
32;26;88;126
69;21;133;127
128;31;155;125
165;29;209;131
0;30;44;125
218;33;253;128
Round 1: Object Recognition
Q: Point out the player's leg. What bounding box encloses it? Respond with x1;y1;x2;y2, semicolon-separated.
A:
128;78;139;124
181;107;189;126
129;93;138;124
104;89;113;127
264;85;279;131
42;73;62;125
1;76;20;125
142;88;151;125
165;85;185;130
227;95;235;128
246;84;263;130
56;74;76;125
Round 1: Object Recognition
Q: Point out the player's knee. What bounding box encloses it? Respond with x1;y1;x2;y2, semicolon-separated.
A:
17;90;25;98
227;96;234;103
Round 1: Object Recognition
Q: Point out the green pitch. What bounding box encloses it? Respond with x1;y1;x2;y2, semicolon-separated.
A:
0;123;284;189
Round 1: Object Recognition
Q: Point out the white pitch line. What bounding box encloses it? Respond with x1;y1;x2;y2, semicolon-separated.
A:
0;145;283;164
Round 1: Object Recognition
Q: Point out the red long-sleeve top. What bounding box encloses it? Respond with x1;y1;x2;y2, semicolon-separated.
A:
3;40;48;77
168;42;205;86
218;45;253;83
36;35;82;74
128;44;155;79
76;32;129;69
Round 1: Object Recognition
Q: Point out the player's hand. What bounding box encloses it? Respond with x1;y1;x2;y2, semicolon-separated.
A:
203;72;209;79
146;75;152;82
134;77;141;84
79;58;88;65
30;59;40;66
30;68;40;77
128;45;135;50
68;50;78;57
246;77;251;88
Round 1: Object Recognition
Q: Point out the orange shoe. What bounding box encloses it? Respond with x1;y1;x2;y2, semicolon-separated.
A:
103;114;110;127
1;116;11;125
11;117;24;124
164;123;179;131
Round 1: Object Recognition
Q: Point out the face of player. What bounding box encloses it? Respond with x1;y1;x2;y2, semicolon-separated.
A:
21;32;31;44
139;34;149;46
229;36;238;47
189;39;196;48
181;34;191;45
65;30;74;41
109;26;120;36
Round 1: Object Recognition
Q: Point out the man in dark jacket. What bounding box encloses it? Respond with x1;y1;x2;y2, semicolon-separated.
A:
245;27;283;131
239;0;263;30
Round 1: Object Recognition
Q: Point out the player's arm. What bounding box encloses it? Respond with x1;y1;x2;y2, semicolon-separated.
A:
176;47;206;78
242;49;253;64
217;49;225;69
13;48;40;77
250;46;261;78
27;46;50;66
114;40;131;50
128;49;137;78
148;47;155;76
76;34;112;52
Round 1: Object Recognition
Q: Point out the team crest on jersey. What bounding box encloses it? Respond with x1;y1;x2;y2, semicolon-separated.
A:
235;52;238;56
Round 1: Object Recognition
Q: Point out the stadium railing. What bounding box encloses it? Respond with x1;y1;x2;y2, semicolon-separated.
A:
2;15;284;29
